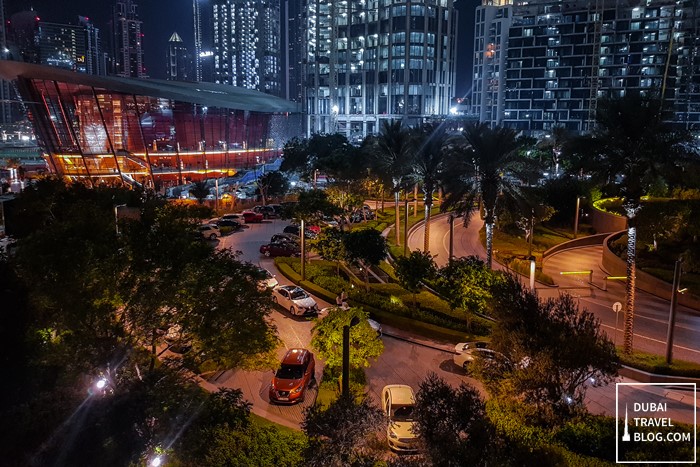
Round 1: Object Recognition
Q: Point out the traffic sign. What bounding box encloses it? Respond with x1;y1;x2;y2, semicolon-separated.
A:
612;302;623;312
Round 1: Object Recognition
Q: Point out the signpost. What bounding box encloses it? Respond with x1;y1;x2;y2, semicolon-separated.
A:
612;301;623;345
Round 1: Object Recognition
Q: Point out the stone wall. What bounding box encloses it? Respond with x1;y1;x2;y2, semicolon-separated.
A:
590;205;627;233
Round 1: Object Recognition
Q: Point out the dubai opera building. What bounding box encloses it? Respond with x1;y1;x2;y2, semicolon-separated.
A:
0;61;301;187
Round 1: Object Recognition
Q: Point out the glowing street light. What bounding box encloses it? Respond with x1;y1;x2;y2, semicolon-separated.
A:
150;456;163;467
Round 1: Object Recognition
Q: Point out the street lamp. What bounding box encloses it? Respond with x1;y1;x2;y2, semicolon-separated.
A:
448;213;455;263
666;258;683;364
342;315;361;399
574;196;586;238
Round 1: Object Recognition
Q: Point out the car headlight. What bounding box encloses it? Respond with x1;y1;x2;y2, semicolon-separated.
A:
389;431;398;439
291;386;303;394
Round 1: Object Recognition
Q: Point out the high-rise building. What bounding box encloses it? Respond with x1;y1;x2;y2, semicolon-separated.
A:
166;32;191;81
0;0;12;124
111;0;146;78
37;18;105;75
193;0;214;82
303;0;458;141
211;0;281;95
282;0;304;102
471;0;700;135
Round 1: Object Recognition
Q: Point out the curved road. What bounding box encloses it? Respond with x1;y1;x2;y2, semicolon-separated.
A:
408;214;700;364
208;219;467;429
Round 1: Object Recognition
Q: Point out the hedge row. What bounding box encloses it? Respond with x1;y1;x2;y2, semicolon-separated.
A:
274;257;491;337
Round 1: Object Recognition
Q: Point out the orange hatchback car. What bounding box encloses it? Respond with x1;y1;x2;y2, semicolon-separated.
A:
269;348;315;404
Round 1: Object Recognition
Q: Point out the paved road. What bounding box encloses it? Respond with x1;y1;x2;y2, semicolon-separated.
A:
208;218;475;429
408;214;700;364
407;214;698;424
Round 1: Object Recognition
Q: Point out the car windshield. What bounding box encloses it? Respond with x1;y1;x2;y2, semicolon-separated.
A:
276;364;303;380
290;289;307;300
392;405;414;421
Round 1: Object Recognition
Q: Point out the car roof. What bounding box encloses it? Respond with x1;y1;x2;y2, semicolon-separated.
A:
384;385;415;404
282;348;309;365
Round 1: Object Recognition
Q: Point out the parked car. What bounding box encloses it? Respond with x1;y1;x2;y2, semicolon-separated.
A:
454;341;489;354
216;219;244;231
220;213;246;224
199;224;221;240
253;205;278;219
271;285;318;315
257;267;279;290
271;233;300;244
241;210;264;223
269;348;316;404
453;348;506;373
260;241;300;257
283;224;317;239
382;385;418;452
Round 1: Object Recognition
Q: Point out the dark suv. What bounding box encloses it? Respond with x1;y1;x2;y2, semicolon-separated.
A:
283;224;317;239
269;348;315;404
253;205;278;219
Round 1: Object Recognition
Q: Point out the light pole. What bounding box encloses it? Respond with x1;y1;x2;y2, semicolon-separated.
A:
448;213;455;263
403;197;409;257
114;204;126;235
342;316;361;399
574;196;585;238
529;256;536;291
665;258;683;364
527;208;534;257
300;218;306;281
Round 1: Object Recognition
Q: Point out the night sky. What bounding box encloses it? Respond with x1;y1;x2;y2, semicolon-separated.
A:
6;0;479;95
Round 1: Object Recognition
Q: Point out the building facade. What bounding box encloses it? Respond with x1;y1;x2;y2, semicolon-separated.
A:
111;0;146;78
193;0;214;83
303;0;458;141
38;18;105;75
211;0;281;95
0;62;300;187
166;32;190;81
472;0;700;135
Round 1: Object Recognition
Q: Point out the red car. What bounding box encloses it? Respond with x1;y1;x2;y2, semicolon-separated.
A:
241;210;264;223
269;348;315;404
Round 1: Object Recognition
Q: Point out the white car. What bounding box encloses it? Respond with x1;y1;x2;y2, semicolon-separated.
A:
257;268;279;290
271;285;319;316
453;348;504;372
199;224;221;240
220;213;246;224
382;385;418;452
454;341;489;354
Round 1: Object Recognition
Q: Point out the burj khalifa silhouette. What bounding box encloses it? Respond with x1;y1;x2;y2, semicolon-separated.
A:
622;404;631;442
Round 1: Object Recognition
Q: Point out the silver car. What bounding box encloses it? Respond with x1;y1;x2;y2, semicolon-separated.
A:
272;285;318;316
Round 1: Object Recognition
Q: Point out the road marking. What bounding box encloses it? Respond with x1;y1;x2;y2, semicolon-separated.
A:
599;322;700;355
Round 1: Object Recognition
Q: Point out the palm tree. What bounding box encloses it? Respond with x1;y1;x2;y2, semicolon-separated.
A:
365;120;413;245
563;95;697;354
408;123;450;253
190;180;210;204
441;123;527;269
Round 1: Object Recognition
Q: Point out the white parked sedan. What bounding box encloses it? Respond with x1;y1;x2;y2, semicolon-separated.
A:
257;268;279;290
453;348;504;372
382;385;418;452
454;341;489;354
271;285;319;316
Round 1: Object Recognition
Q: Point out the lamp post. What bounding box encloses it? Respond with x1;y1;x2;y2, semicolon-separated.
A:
403;197;409;257
665;258;683;364
574;196;585;238
529;256;536;291
114;204;126;235
448;213;455;263
300;218;306;281
342;315;361;399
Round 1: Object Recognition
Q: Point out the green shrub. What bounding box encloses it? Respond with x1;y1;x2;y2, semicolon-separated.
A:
314;275;349;294
618;350;700;377
555;415;615;461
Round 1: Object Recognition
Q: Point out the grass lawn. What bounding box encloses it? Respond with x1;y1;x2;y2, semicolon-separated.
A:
618;349;700;378
250;412;301;435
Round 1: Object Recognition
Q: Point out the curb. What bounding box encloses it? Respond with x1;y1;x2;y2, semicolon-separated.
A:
619;365;700;385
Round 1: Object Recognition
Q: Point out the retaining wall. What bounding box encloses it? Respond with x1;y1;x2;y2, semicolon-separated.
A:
602;231;700;311
590;205;627;233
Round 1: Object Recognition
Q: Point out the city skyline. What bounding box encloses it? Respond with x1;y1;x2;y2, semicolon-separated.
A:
3;0;480;95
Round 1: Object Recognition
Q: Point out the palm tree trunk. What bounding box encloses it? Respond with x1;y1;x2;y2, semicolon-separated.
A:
395;190;401;245
423;193;432;253
413;185;418;217
623;225;637;354
485;221;494;270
